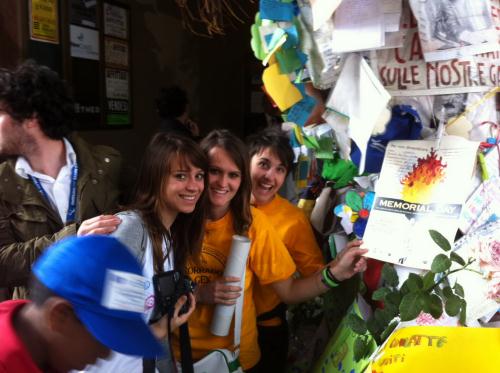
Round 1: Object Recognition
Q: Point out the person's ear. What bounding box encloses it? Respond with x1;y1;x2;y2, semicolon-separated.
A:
45;298;78;334
23;116;40;131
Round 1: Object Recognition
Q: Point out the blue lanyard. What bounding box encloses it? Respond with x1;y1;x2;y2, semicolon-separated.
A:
29;163;79;223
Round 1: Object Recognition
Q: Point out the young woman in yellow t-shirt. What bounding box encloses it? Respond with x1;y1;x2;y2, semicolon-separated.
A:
247;126;326;372
173;129;367;372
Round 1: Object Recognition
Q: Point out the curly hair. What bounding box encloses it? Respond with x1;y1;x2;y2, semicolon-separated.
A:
0;60;74;139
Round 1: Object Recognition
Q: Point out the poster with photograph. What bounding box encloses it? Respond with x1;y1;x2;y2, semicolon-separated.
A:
105;37;129;68
409;0;498;62
70;0;98;28
362;136;479;269
103;2;127;39
70;25;99;60
30;0;59;44
373;0;500;95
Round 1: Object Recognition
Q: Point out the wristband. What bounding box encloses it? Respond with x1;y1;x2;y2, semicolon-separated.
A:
325;266;343;284
321;267;339;289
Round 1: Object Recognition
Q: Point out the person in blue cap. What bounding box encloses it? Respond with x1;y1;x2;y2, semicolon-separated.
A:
0;235;191;373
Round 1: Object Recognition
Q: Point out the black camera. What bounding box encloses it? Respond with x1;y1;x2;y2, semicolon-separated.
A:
149;270;196;324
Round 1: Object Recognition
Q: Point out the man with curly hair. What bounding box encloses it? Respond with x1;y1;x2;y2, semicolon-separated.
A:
0;61;123;299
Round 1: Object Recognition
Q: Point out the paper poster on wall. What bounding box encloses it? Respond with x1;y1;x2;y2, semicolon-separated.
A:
104;3;128;39
409;0;498;62
362;136;479;269
70;0;98;28
373;0;500;96
105;68;130;125
105;68;129;99
104;37;129;68
30;0;59;44
70;25;99;60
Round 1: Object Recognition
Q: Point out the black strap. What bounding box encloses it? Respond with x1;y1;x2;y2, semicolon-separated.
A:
257;302;287;322
179;322;194;373
143;358;156;373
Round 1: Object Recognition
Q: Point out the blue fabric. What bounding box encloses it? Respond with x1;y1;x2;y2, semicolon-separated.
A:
350;105;423;173
33;235;164;358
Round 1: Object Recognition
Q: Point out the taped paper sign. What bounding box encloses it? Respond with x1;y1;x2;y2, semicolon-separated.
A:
363;136;479;269
368;325;500;372
373;0;500;95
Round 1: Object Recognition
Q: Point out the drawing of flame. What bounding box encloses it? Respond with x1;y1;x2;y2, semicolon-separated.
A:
400;149;446;203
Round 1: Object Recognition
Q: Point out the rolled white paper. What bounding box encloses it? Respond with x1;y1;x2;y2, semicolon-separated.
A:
210;235;251;336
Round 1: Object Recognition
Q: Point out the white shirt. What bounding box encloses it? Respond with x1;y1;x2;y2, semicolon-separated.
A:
15;138;77;224
78;237;174;373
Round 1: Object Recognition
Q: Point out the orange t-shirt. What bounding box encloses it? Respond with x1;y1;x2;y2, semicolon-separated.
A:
253;195;324;324
172;208;296;370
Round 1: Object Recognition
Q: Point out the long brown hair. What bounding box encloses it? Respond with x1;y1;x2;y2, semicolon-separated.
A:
200;129;252;235
129;133;208;273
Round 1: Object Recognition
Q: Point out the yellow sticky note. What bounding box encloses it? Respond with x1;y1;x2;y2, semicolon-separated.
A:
369;326;500;373
262;63;302;111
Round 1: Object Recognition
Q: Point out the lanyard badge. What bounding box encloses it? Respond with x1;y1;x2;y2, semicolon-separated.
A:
29;163;79;223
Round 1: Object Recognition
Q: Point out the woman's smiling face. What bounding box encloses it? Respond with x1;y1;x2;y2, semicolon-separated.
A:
207;146;242;219
250;147;287;206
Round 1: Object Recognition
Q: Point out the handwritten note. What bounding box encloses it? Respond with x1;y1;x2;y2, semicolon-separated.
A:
287;94;316;126
331;0;385;53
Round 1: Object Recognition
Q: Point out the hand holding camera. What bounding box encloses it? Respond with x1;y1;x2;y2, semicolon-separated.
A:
150;293;196;339
149;270;196;325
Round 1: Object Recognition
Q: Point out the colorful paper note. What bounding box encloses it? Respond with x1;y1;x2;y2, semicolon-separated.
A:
262;63;302;111
287;93;316;126
260;0;295;22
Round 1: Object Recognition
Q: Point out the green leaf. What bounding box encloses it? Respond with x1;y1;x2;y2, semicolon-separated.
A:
383;303;399;320
431;254;452;273
424;293;443;319
442;286;454;299
381;263;399;287
454;283;465;297
374;308;393;326
404;273;424;292
399;282;410;295
346;191;363;211
445;295;461;316
353;337;369;362
380;320;399;342
459;300;467;326
399;292;423;321
367;317;383;340
429;230;451;251
450;252;466;266
346;313;368;335
385;291;402;306
372;287;391;301
358;279;367;295
422;271;435;290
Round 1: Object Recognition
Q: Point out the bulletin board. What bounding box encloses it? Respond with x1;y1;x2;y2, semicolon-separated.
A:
27;0;132;130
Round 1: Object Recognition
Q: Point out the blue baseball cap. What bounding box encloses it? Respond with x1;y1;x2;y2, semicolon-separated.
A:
33;235;163;358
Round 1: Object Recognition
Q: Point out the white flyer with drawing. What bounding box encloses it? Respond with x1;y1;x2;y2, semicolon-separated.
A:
363;136;479;269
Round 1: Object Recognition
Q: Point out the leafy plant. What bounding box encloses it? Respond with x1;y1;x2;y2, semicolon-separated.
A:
347;230;476;362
